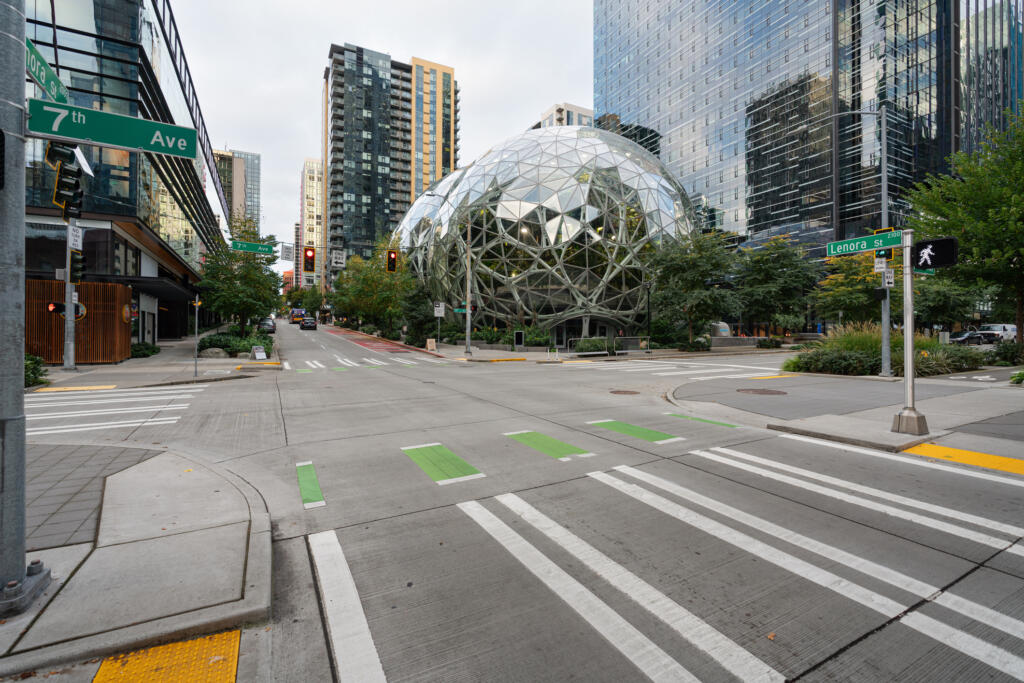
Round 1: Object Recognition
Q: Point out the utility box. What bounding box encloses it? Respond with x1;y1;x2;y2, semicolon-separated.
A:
514;330;525;349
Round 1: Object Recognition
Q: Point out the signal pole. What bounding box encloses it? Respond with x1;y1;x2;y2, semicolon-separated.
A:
63;219;75;369
1;0;52;616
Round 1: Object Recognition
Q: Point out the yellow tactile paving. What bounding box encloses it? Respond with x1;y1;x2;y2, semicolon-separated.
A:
93;630;239;682
35;385;117;392
903;443;1024;476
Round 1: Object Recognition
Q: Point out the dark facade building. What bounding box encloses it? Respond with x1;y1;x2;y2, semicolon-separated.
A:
594;1;1024;253
23;0;226;360
322;44;459;283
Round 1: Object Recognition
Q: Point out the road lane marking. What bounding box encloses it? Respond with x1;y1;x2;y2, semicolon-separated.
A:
392;358;416;365
26;386;204;399
709;446;1024;538
590;470;1024;678
283;361;291;370
312;360;326;368
364;358;386;365
587;420;683;444
27;404;188;420
297;369;313;374
400;443;483;484
665;413;737;428
903;443;1024;477
25;393;199;408
458;501;697;682
305;360;318;368
332;367;348;372
504;431;593;460
693;449;1022;553
93;630;239;682
307;531;386;682
27;417;179;435
614;465;1024;643
295;461;326;509
35;385;117;392
495;493;783;682
652;368;730;376
779;434;1024;490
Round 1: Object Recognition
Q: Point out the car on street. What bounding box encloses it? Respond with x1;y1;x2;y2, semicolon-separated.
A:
299;317;318;330
258;317;276;334
950;330;985;345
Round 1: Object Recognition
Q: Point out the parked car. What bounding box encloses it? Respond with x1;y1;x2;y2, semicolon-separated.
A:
950;330;985;345
258;317;276;334
978;323;1017;342
299;317;318;330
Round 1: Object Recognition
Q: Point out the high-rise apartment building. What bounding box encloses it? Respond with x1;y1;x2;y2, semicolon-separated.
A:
300;159;325;289
231;149;262;228
22;0;227;358
213;150;248;223
594;1;1024;252
530;103;594;129
323;44;459;281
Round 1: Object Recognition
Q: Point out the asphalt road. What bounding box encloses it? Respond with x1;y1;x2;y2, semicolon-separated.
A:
38;324;1024;680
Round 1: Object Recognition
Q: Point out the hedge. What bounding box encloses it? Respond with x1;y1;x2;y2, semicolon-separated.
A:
25;354;47;387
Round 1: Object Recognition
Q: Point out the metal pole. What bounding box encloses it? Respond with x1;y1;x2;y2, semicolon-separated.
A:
464;221;472;357
1;0;51;615
879;104;892;377
63;218;75;370
892;228;928;434
646;282;652;353
193;294;199;379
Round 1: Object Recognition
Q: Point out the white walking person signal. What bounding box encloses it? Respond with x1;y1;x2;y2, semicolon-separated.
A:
917;244;935;267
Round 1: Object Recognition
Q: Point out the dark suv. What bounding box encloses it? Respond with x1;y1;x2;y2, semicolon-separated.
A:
299;317;317;330
258;317;276;334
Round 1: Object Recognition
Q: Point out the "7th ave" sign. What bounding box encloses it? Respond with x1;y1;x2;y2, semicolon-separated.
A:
26;98;197;160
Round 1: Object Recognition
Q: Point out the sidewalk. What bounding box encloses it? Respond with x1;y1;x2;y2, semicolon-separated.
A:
429;342;793;363
669;370;1024;454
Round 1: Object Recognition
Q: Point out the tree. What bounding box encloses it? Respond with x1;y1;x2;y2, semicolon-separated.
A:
301;285;324;317
905;105;1024;341
284;288;305;309
813;252;904;324
329;239;416;332
735;235;821;332
199;217;280;336
650;231;741;342
914;276;991;330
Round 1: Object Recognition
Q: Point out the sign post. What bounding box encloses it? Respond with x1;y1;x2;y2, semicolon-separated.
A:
193;296;201;379
433;301;445;344
892;228;928;435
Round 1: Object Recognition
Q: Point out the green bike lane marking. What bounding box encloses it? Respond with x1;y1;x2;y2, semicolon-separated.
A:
503;430;595;461
585;419;685;445
332;367;348;371
296;368;313;374
665;413;737;428
400;442;485;485
296;461;326;509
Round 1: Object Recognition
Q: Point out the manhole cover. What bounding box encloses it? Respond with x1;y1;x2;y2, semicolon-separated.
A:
737;388;787;396
610;390;640;395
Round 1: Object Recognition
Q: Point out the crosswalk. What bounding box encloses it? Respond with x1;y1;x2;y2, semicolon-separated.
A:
310;422;1024;681
25;385;205;436
563;358;786;381
283;355;447;372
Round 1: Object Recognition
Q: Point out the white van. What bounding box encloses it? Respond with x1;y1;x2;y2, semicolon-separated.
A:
979;323;1017;342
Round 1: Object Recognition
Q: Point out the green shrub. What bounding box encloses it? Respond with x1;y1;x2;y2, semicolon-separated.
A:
24;354;47;387
988;341;1024;365
1011;371;1024;384
198;332;272;356
678;337;710;352
784;348;881;375
574;338;609;353
820;322;941;354
359;324;378;335
131;342;161;358
756;337;783;349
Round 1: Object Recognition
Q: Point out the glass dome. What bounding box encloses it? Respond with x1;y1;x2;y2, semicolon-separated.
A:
396;126;696;329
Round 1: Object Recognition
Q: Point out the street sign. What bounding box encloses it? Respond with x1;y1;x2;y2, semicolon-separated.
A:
884;269;895;288
280;243;294;261
25;38;68;104
912;237;958;269
433;302;445;317
914;268;935;275
873;257;887;273
69;224;82;250
331;250;346;268
26;98;197;160
826;230;902;257
230;239;273;255
454;308;466;313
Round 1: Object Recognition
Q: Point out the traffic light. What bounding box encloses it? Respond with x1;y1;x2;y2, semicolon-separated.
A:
470;304;477;312
47;302;65;314
70;249;85;283
875;248;892;260
303;247;315;272
873;287;888;301
386;249;398;272
48;142;84;221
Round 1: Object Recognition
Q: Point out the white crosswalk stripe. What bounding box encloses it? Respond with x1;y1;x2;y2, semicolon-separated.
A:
25;384;205;436
364;358;387;365
392;357;416;365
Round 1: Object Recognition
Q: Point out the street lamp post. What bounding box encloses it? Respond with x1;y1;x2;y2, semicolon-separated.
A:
826;104;892;377
464;219;472;357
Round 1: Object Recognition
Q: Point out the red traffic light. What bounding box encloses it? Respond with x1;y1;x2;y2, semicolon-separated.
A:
386;249;398;272
303;247;316;272
47;302;64;313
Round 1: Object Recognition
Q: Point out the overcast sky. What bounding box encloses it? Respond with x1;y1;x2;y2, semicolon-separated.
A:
171;0;593;270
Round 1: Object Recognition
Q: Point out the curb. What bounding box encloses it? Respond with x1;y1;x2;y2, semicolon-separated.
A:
0;454;271;678
765;422;936;453
466;357;527;363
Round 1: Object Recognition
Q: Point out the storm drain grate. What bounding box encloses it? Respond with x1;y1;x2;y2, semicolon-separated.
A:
610;390;640;395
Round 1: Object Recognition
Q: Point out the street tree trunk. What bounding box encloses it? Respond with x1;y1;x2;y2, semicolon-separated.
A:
1016;285;1022;343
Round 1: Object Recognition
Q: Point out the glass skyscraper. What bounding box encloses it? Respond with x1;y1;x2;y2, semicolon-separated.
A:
594;1;1024;253
322;44;459;283
230;149;262;229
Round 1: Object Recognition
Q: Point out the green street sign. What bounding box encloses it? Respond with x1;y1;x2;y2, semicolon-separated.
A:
231;240;274;255
25;38;68;104
26;98;197;159
826;230;902;257
454;308;466;313
914;268;935;275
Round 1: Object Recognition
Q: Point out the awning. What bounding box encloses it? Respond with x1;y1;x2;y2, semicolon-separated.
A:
83;275;197;302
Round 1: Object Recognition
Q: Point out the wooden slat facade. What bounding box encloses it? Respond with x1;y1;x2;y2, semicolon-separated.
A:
26;279;131;364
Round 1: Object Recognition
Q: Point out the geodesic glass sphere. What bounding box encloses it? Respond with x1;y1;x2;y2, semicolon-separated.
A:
396;126;696;329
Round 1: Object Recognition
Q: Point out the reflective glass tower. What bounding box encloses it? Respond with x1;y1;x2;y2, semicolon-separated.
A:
594;1;1024;253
